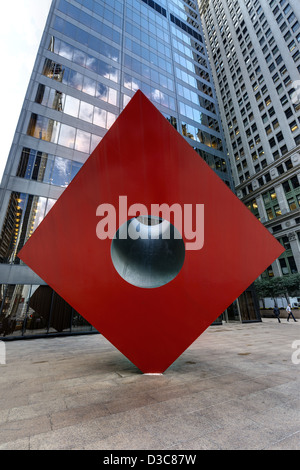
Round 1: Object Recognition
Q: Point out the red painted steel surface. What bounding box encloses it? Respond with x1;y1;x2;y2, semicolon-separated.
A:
18;91;284;373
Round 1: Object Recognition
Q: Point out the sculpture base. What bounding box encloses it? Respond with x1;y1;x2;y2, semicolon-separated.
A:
143;373;163;376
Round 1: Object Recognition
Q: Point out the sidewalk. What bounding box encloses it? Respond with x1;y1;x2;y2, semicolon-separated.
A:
0;318;299;450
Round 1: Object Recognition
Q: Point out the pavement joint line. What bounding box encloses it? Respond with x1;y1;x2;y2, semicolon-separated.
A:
0;319;299;450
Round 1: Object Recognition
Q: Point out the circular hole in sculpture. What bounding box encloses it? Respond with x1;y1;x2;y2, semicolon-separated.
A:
111;216;185;288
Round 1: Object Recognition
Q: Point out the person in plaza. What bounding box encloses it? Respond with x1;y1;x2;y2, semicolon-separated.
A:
286;304;297;322
273;305;281;323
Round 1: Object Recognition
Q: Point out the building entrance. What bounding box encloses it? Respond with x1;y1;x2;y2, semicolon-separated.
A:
224;300;241;322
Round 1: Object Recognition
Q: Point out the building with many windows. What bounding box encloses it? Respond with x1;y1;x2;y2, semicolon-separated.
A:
199;0;300;281
2;0;257;339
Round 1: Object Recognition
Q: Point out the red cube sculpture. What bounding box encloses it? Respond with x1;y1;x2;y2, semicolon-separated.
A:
19;91;284;373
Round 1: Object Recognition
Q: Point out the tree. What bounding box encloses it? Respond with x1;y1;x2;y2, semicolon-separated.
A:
254;278;273;308
270;277;288;304
283;273;300;297
254;274;300;307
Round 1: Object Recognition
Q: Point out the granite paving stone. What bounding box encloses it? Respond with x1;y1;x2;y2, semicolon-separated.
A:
0;318;299;450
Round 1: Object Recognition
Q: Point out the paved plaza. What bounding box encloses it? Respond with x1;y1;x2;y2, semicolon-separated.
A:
0;318;299;450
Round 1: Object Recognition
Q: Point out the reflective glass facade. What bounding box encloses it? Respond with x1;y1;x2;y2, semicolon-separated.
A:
0;0;235;338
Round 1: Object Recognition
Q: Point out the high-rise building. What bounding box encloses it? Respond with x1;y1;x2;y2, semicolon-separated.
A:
200;0;300;282
1;0;252;339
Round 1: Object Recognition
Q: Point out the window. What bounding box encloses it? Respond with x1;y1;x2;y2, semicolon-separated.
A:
265;96;272;106
269;62;275;72
288;88;296;102
276;131;284;142
281;236;291;251
64;95;80;118
27;114;60;144
262;45;269;55
58;124;76;148
276;13;283;24
285;159;293;170
288;40;296;52
287;13;295;24
285;107;293;118
79;102;93;123
288;197;297;210
268;106;276;117
280;95;288;106
279;258;289;275
290;121;298;132
283;75;292;86
283;180;291;192
255;163;261;172
288;256;298;274
279;64;287;75
293;50;300;62
265;172;271;182
276;84;284;94
262;188;277;204
261;158;268;168
274;204;282;216
277;164;284;175
258;75;264;85
75;129;91;153
280;22;287;32
295;134;300;145
269;36;275;47
247;198;260;218
266;125;272;135
273;224;282;233
290;176;300;189
269;137;276;148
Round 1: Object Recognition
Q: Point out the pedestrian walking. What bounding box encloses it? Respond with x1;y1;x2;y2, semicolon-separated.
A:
273;306;281;323
286;304;297;322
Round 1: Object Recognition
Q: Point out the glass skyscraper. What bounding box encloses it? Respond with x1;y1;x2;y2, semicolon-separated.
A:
0;0;239;339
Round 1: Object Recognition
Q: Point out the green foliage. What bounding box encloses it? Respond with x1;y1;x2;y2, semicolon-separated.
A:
283;273;300;296
254;274;300;299
254;278;273;299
